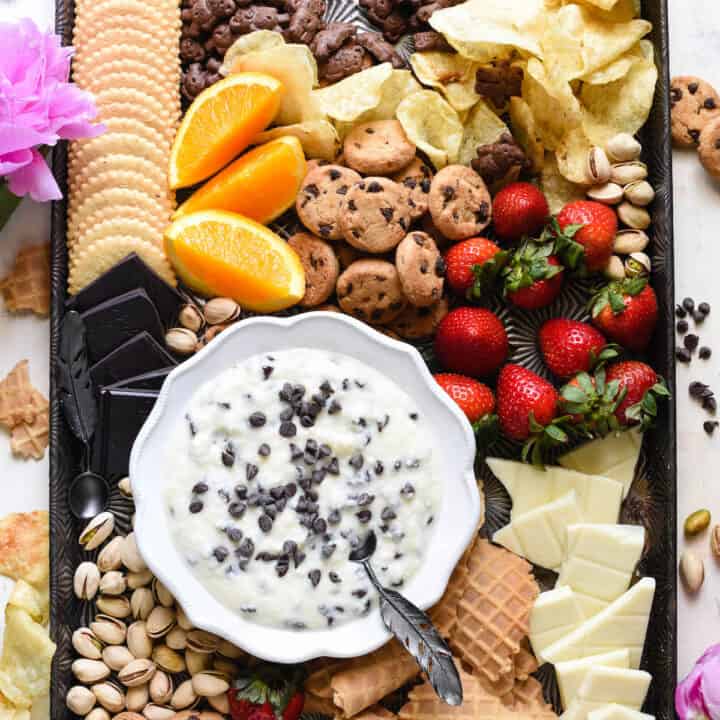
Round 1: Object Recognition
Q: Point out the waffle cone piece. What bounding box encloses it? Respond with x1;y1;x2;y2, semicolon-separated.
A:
11;403;49;460
505;677;557;718
453;539;539;683
331;640;420;718
0;361;36;430
429;539;473;639
340;707;397;720
0;244;51;316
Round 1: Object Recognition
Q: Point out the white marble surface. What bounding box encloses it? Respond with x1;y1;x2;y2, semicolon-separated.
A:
0;0;717;695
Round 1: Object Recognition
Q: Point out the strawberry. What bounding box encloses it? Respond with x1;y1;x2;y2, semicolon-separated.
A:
556;200;617;272
606;361;670;427
444;237;508;299
281;692;305;720
503;242;564;309
539;318;613;379
434;307;508;377
496;364;569;463
492;182;549;241
249;704;277;720
434;373;499;444
590;278;658;352
229;666;304;720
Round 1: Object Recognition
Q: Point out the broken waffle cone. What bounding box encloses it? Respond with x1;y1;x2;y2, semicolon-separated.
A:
338;706;397;720
11;405;49;460
512;642;539;682
331;640;420;718
452;538;539;683
304;692;341;716
0;244;51;317
0;360;36;430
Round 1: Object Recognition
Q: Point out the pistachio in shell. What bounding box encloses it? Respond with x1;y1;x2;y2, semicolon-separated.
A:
72;627;103;660
79;512;115;551
90;614;127;645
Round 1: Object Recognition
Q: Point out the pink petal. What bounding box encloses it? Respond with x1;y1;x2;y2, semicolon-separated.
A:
0;148;32;175
6;148;60;201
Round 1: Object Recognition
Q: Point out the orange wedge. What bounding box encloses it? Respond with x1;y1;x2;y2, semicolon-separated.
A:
173;136;306;223
169;72;284;189
164;210;305;312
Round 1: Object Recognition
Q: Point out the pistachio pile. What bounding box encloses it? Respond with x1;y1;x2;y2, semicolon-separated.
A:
583;133;655;282
165;298;243;356
68;488;244;720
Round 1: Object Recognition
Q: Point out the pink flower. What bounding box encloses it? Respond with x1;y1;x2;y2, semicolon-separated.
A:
677;644;720;719
0;18;104;202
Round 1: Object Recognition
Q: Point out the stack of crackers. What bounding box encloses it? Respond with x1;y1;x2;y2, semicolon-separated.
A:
0;361;49;461
66;0;182;295
304;536;557;719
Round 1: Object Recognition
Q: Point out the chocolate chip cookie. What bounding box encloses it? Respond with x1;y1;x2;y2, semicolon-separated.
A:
671;76;720;147
336;259;406;324
387;297;449;340
698;116;720;178
343;120;417;175
287;232;341;307
339;177;413;253
395;232;445;307
296;164;362;240
428;165;492;241
393;157;433;220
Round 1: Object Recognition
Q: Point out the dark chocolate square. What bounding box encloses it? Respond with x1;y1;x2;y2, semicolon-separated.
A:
103;367;175;392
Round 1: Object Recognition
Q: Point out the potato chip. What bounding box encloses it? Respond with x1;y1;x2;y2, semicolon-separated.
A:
430;0;546;61
555;126;594;184
410;52;480;112
575;0;641;19
226;44;321;125
581;40;657;146
8;580;48;627
0;512;48;588
0;607;55;709
522;58;582;151
581;41;643;84
457;99;509;166
254;120;340;161
314;63;394;123
397;90;464;169
220;30;287;74
540;152;584;213
0;695;30;720
360;69;422;123
509;96;544;173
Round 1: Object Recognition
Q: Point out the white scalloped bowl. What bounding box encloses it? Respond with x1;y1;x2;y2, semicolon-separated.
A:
130;312;479;663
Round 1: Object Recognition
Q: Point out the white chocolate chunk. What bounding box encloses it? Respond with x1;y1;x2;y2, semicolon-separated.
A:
555;649;631;709
529;586;585;660
486;458;623;523
559;429;642;499
587;705;655;720
493;491;582;570
543;578;655;668
557;524;645;616
560;666;651;719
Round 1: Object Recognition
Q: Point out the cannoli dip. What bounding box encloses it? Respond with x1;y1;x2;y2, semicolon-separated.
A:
166;348;439;630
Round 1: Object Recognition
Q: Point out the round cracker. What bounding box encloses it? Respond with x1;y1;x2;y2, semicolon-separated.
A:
75;73;179;114
69;154;171;195
71;205;170;250
71;28;177;62
74;0;172;31
92;88;179;126
95;102;178;144
69;236;176;295
72;218;164;255
70;132;169;174
78;118;171;154
73;58;179;95
72;45;181;87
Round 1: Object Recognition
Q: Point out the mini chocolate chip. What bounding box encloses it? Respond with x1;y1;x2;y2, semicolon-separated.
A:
356;509;372;523
442;185;455;202
276;557;290;577
192;482;208;494
328;509;341;525
381;507;397;521
329;571;341;583
677;320;689;334
238;538;254;557
708;98;719;109
349;453;364;470
380;207;394;222
367;181;382;193
689;381;709;397
401;483;415;497
226;527;243;543
689;82;699;93
683;297;695;312
676;304;687;318
221;443;235;467
700;347;712;359
312;469;326;485
699;301;711;315
314;518;327;534
704;420;719;435
213;546;229;562
234;484;248;499
394;460;402;470
336;185;348;195
228;502;246;519
319;224;333;237
258;443;271;457
318;442;332;457
249;412;266;427
435;256;446;276
421;179;431;193
685;334;700;351
671;87;682;101
189;501;204;514
304;183;320;197
279;421;297;437
689;129;701;142
352;589;367;598
357;493;375;506
676;347;692;363
258;515;273;532
704;396;718;413
308;569;322;587
262;365;273;379
246;463;259;481
329;168;341;180
326;457;340;475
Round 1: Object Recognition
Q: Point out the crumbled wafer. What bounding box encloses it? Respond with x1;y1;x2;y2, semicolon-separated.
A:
505;677;556;718
453;539;539;683
11;408;49;461
0;361;36;430
69;132;169;174
512;643;539;682
71;217;163;253
68;236;176;294
69;154;172;194
350;707;397;720
0;244;50;317
95;102;178;143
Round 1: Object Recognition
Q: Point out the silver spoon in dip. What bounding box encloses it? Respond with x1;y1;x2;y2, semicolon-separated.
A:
349;530;463;706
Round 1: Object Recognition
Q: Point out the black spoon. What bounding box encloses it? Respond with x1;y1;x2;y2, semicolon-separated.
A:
58;311;109;520
349;530;463;706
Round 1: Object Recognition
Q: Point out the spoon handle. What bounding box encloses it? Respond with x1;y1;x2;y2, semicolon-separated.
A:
361;561;463;707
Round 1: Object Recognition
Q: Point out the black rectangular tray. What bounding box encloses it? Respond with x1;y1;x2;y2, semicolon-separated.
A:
48;0;677;717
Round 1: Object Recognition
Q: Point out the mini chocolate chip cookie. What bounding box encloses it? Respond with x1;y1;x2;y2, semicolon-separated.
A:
336;259;407;324
671;76;720;147
296;164;362;240
387;297;449;340
339;177;413;253
393;157;433;220
698;116;720;178
334;241;363;270
287;232;341;307
395;232;445;307
428;165;492;241
343;120;417;175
